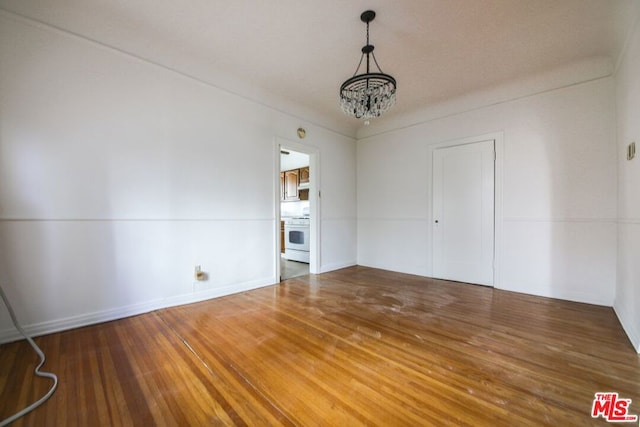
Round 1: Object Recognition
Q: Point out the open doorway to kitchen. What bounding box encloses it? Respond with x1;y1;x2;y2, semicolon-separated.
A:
275;138;320;281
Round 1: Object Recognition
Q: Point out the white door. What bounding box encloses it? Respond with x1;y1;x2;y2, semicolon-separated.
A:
432;140;495;286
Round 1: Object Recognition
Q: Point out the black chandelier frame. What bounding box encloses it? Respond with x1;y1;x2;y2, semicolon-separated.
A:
339;10;397;120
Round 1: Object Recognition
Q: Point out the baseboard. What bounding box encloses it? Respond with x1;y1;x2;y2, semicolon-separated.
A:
495;284;614;308
319;261;357;274
613;302;640;353
162;277;277;308
0;297;168;345
0;276;277;345
0;328;21;344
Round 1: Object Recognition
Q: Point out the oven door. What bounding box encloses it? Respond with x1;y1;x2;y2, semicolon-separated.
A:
285;224;310;252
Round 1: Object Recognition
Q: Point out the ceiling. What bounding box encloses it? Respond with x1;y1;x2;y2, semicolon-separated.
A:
1;0;639;137
281;150;309;172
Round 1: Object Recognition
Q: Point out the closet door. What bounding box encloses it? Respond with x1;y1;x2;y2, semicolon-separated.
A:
433;140;495;286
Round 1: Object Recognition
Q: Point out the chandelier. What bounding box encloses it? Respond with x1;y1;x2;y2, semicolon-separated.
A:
339;10;397;121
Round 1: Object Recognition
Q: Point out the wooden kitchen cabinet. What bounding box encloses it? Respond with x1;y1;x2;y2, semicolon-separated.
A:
299;166;309;184
283;169;299;201
280;167;310;201
298;166;309;200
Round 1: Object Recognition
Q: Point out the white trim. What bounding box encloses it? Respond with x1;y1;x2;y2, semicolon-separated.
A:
427;131;504;288
0;218;275;222
0;276;276;345
618;218;640;225
613;2;640;75
503;217;618;223
506;287;614;308
274;137;321;278
319;261;357;274
357;217;427;222
0;9;355;139
614;302;640;353
357;60;612;140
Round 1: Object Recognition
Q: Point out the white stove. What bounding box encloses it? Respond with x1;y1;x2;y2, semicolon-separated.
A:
283;216;310;263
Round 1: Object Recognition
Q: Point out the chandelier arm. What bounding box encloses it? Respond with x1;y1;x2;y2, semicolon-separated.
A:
370;52;384;73
352;52;365;77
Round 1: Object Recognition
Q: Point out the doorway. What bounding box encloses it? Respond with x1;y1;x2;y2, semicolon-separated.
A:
432;139;495;286
275;138;320;281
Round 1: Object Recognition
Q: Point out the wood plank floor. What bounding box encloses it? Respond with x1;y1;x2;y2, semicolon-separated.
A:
1;266;639;426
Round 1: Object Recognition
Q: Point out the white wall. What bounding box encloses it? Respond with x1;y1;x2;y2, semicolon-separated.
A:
1;8;633;351
358;77;617;307
614;17;640;352
0;14;356;342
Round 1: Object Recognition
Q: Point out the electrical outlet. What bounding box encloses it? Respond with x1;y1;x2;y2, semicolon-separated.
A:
194;265;207;281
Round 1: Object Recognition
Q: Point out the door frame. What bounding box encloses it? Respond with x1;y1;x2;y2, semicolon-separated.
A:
427;132;504;288
274;137;321;279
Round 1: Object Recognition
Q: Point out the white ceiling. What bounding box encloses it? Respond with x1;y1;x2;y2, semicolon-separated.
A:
281;150;309;172
1;0;638;137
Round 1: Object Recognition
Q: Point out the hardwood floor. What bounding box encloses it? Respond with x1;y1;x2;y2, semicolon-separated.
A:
1;266;639;425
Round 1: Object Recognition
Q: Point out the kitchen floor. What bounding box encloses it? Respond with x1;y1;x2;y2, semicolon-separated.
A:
280;257;309;280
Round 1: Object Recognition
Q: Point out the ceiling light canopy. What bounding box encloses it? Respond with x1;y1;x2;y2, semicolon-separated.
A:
339;10;397;121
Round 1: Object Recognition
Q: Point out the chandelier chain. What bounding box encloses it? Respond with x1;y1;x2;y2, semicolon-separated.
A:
366;20;370;46
365;21;370;73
